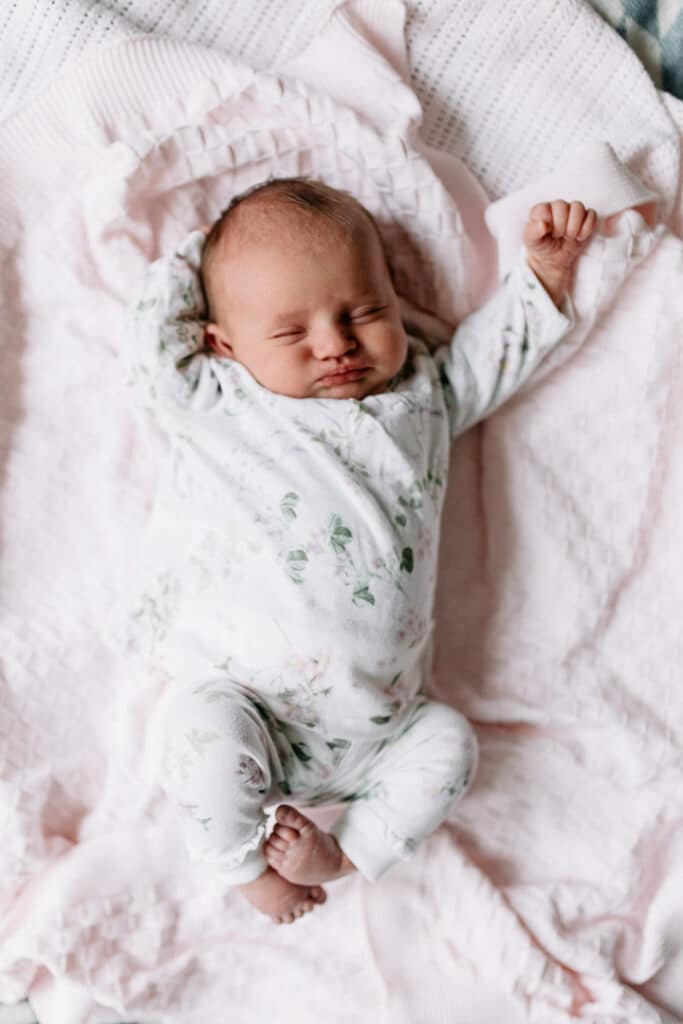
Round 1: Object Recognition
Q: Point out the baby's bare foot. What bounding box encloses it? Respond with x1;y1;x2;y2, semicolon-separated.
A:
238;865;326;924
264;804;357;885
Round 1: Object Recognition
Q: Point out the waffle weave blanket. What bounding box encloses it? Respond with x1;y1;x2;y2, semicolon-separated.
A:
1;2;683;1022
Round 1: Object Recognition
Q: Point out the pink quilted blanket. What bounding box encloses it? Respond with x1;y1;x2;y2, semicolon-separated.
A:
1;2;682;1021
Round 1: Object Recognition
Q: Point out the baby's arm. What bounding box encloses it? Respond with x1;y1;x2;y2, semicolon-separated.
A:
435;200;596;439
123;231;219;424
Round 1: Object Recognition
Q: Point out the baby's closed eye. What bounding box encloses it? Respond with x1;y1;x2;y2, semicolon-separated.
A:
347;305;388;323
271;328;306;343
269;306;389;343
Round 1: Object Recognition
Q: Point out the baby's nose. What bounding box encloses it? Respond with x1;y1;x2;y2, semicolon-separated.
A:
311;322;356;359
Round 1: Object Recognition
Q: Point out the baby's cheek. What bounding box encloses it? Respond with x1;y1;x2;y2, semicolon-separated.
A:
282;348;317;394
365;321;403;358
386;325;409;371
249;349;293;388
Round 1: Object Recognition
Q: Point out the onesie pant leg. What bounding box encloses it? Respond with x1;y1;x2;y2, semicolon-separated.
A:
157;680;287;885
329;699;477;881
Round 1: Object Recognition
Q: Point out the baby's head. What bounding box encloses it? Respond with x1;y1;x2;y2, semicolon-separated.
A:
201;178;408;399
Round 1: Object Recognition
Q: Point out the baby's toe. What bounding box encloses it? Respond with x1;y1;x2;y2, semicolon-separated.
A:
273;822;299;841
309;886;327;904
275;804;308;829
264;846;283;868
265;834;288;852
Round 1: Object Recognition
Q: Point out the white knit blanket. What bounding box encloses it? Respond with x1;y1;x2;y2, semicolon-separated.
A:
1;2;683;1023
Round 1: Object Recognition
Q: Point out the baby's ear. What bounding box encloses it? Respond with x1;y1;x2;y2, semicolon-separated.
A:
204;323;233;358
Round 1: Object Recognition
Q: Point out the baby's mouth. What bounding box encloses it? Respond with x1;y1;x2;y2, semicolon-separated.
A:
317;366;369;385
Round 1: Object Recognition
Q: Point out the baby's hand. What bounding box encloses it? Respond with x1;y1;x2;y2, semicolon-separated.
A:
523;200;597;306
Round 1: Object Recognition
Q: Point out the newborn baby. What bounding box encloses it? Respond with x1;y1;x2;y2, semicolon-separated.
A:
126;178;596;925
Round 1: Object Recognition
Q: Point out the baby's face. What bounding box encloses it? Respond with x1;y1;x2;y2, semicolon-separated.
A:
204;215;408;400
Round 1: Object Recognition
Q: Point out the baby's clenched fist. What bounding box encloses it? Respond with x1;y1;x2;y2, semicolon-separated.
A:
523;200;597;306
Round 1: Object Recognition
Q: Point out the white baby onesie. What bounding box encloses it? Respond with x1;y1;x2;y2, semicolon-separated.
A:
125;230;574;745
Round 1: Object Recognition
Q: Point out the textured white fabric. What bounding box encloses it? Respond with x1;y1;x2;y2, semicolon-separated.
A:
0;0;343;120
1;0;680;215
1;3;683;1024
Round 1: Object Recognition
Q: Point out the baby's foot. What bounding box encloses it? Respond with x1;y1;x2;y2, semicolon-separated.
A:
239;865;326;924
264;804;357;885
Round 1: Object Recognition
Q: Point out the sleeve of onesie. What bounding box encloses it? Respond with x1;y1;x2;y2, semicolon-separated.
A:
122;230;222;426
433;256;575;440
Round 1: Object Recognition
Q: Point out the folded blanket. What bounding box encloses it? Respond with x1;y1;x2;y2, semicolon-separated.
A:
1;3;683;1024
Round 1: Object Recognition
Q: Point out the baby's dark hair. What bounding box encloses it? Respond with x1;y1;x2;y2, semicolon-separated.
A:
201;176;393;319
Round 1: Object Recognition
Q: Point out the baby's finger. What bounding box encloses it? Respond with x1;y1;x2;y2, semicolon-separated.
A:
529;201;553;224
526;216;552;243
550;199;570;238
566;201;587;240
577;208;598;242
526;202;553;241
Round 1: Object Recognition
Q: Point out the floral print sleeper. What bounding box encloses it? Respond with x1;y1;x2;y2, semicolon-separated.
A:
124;230;573;884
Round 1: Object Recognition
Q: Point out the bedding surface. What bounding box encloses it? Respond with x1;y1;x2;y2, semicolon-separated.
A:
1;2;683;1024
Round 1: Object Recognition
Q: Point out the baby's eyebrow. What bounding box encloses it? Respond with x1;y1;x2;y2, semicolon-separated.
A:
270;311;307;326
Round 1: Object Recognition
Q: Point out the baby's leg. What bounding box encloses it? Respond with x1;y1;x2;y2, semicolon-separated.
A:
265;699;476;885
158;680;326;922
